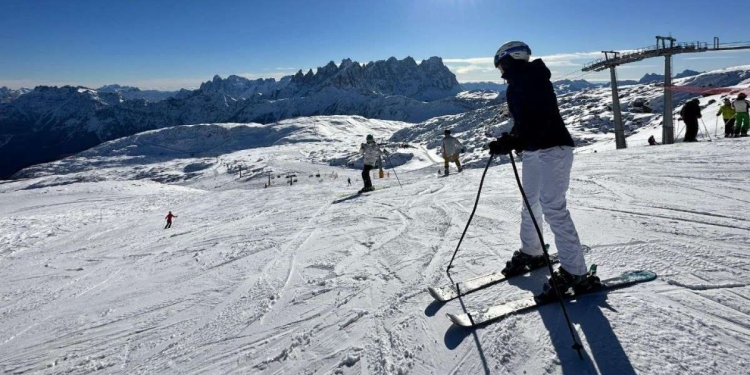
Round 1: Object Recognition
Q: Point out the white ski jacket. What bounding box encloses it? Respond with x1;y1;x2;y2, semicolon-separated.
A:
733;99;749;113
360;141;382;167
441;135;463;156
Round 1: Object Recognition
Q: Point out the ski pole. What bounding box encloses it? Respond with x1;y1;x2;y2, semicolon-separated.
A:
383;151;402;188
446;155;494;273
700;118;712;141
508;152;585;360
676;123;685;139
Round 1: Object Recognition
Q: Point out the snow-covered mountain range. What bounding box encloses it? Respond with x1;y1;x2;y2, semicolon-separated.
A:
0;87;32;103
96;84;189;102
0;57;491;179
201;56;463;102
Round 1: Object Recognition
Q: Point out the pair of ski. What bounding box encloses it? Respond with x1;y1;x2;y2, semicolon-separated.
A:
429;251;656;327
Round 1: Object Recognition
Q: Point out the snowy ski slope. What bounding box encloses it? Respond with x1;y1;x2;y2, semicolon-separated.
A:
1;119;749;374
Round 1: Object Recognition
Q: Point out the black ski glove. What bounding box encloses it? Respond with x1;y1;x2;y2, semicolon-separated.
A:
488;133;520;155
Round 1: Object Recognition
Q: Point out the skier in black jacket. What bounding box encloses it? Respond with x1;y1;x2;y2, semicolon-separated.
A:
680;99;702;142
488;41;588;298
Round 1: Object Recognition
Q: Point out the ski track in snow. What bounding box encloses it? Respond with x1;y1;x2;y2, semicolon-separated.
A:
0;136;750;374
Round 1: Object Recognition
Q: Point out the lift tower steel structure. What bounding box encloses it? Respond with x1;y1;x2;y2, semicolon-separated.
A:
657;36;677;145
601;51;627;149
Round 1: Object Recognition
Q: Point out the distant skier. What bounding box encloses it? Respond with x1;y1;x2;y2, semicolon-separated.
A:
347;177;352;186
358;134;382;193
489;41;589;298
717;98;736;137
441;130;463;175
648;135;658;146
165;211;177;229
732;93;750;137
680;98;702;142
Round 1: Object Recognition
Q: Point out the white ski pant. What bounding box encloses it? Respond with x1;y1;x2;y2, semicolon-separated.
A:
519;146;587;275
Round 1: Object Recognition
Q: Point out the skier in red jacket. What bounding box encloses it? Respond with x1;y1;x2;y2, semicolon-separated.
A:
165;211;177;229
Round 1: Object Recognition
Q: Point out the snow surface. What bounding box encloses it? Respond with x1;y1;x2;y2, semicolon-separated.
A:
2;113;750;374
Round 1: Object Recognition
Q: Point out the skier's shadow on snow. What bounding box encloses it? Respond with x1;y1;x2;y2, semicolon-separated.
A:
439;274;492;374
507;275;637;375
444;296;492;374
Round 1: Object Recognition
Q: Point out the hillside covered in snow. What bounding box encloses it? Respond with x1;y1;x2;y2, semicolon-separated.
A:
14;116;417;184
1;105;750;373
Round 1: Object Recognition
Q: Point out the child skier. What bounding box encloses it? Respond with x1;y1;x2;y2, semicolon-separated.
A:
488;41;589;298
717;98;736;137
440;129;463;175
358;135;382;193
164;211;177;229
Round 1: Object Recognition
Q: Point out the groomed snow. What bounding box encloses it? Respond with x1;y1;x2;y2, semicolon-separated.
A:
2;127;750;374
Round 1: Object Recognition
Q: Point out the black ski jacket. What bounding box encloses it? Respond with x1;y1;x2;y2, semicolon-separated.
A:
680;101;702;122
502;58;574;151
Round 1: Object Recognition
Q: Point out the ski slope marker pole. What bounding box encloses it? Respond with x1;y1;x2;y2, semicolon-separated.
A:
509;152;585;360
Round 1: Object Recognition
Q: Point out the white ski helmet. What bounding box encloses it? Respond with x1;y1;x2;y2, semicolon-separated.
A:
494;41;532;68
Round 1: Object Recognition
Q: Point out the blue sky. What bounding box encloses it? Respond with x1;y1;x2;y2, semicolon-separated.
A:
1;0;749;90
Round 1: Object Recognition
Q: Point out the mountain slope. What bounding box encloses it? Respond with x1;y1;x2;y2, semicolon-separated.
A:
1;131;749;374
13;116;413;183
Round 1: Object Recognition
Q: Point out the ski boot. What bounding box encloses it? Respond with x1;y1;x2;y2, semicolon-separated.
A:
537;264;601;302
501;249;546;277
358;186;375;194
